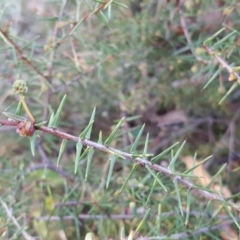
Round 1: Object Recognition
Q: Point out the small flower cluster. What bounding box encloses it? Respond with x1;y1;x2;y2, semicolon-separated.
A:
12;80;28;95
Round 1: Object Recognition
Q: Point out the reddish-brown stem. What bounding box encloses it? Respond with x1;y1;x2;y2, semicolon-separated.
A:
0;119;240;212
203;45;240;84
0;120;19;126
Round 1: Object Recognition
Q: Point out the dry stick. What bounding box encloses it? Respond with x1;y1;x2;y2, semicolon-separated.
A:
0;198;34;240
1;120;240;212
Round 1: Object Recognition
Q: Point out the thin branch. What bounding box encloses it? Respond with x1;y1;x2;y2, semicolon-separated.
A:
0;198;34;240
35;212;184;221
136;220;234;240
1;120;240;212
0;29;50;82
203;45;240;84
0;120;19;126
37;209;236;221
37;214;141;221
179;9;210;64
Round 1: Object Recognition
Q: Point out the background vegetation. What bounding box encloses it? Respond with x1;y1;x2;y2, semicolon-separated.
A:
0;0;240;239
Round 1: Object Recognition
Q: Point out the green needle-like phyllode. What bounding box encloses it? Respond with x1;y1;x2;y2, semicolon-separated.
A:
12;80;28;95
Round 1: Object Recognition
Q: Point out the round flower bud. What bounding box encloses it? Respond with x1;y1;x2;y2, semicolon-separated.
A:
12;80;28;95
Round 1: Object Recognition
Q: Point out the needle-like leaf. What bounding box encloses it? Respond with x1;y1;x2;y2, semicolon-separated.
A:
2;112;26;122
151;142;179;163
168;141;186;171
98;131;103;144
203;27;225;45
15;101;23;116
34;121;47;127
206;163;226;189
184;155;212;174
219;81;238;104
113;1;128;8
57;139;68;167
30;131;37;156
130;124;145;154
80;107;96;139
85;148;94;181
135;208;151;232
106;155;116;189
185;188;191;225
212;30;236;49
119;163;139;193
173;179;183;216
79;121;94;139
156;203;162;235
145;165;167;192
48;94;66;128
145;177;157;205
143;133;149;155
224;204;240;229
104;117;124;146
203;67;222;89
47;112;55;127
75;142;83;174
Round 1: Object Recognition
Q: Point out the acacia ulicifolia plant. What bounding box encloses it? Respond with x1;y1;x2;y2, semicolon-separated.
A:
1;80;240;213
12;80;35;137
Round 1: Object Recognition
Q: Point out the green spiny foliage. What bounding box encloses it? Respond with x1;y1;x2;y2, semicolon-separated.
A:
0;1;240;239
